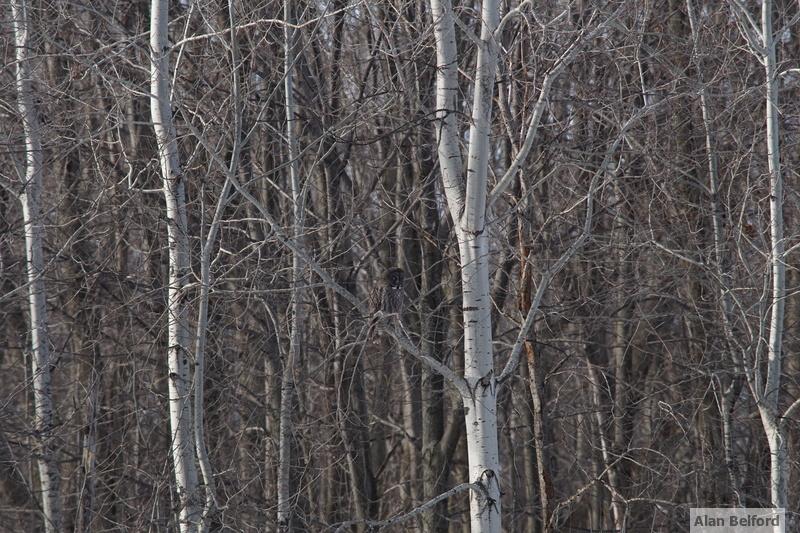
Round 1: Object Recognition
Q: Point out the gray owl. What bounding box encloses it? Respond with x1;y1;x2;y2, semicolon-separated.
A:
371;267;405;316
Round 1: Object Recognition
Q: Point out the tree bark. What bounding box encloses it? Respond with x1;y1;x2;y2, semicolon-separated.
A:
729;0;786;517
10;1;61;530
430;0;502;530
761;0;786;507
516;202;552;533
278;0;304;528
149;1;200;529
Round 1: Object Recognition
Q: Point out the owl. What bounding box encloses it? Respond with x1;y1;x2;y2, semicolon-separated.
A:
371;267;405;316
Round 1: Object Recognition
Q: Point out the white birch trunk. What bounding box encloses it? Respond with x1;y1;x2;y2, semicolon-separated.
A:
762;0;783;417
464;0;498;222
729;0;786;518
10;2;61;531
278;0;304;528
762;415;787;512
761;0;786;512
459;232;501;533
430;0;502;530
149;1;200;530
428;0;607;530
429;0;465;216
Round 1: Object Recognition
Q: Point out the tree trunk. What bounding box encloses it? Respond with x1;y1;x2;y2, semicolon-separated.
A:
278;0;304;527
149;1;199;529
419;170;453;533
10;1;61;530
518;221;551;533
430;0;502;530
754;0;786;515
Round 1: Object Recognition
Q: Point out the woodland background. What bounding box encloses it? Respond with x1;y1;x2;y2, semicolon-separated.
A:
2;0;800;531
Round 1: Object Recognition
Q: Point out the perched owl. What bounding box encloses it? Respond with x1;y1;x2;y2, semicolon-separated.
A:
371;267;405;316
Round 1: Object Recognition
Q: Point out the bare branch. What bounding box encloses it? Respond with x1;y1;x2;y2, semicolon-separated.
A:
487;6;616;208
332;483;487;532
496;106;659;385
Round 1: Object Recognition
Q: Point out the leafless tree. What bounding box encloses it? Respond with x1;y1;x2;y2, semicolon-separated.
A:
2;1;800;532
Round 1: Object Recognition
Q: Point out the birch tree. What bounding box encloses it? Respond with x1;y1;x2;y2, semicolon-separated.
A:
428;0;501;527
428;1;614;530
728;0;793;516
3;1;800;530
149;0;200;529
9;1;61;530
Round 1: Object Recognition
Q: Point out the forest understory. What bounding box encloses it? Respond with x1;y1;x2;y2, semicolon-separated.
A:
2;0;800;532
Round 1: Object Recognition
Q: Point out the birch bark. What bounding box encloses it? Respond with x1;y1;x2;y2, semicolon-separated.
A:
729;0;786;516
430;0;501;530
760;0;786;512
10;1;61;530
149;1;200;529
428;1;612;529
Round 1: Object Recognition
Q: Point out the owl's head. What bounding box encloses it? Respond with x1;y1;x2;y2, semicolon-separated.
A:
386;267;405;289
